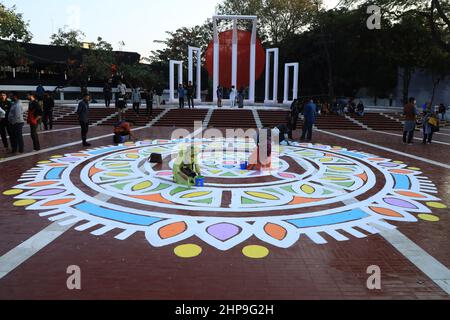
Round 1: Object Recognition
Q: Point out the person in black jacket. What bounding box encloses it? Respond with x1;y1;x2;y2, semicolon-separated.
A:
27;93;43;151
0;91;12;150
42;91;55;131
77;93;91;147
146;88;154;117
186;81;195;109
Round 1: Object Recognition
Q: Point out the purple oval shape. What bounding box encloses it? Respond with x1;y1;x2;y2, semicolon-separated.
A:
59;157;80;163
33;189;65;197
380;163;398;168
384;197;418;209
207;223;241;241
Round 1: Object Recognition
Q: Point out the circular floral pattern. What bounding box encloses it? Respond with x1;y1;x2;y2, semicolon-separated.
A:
4;138;444;252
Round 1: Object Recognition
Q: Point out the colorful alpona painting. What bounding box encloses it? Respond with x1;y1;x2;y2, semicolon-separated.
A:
4;138;442;256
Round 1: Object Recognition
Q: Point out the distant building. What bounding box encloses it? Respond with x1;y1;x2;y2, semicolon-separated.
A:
0;41;140;87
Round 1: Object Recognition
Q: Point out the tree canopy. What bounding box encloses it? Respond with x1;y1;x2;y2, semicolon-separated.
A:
0;3;32;69
50;28;85;47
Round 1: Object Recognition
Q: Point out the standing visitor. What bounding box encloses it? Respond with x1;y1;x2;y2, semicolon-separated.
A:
0;91;12;150
0;104;5;150
438;103;446;121
229;86;237;108
42;91;55;131
403;97;418;145
117;81;127;121
103;81;112;108
422;107;439;145
131;87;141;115
290;99;300;138
36;84;45;101
27;93;42;151
77;93;91;147
146;88;154;117
178;84;185;109
356;101;365;117
155;83;163;108
8;92;25;154
117;81;127;97
217;85;223;108
238;87;245;108
186;81;195;109
300;99;317;142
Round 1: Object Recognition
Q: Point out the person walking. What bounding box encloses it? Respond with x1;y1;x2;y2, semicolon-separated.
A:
403;97;418;145
178;84;185;109
146;88;154;118
8;92;25;154
217;85;223;108
131;87;141;115
77;93;91;147
0;91;12;150
27;93;42;151
300;99;317;142
229;86;237;108
103;81;112;108
186;81;195;109
42;91;55;131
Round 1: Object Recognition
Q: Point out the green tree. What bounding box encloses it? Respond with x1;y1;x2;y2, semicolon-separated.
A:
343;0;450;54
0;3;32;73
83;37;115;82
216;0;317;45
50;28;85;47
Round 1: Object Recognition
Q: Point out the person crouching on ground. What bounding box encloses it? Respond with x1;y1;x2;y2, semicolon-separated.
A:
77;93;91;147
113;120;137;144
27;93;42;151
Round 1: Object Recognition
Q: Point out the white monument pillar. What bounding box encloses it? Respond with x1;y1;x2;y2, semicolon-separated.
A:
213;16;220;102
248;19;257;104
231;19;238;91
283;63;299;105
264;48;279;104
169;60;183;103
188;46;202;102
212;15;258;103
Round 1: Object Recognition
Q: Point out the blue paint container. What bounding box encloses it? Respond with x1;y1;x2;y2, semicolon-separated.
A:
195;176;205;187
240;162;248;170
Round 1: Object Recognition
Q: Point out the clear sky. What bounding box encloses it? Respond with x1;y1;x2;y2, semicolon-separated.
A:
3;0;341;58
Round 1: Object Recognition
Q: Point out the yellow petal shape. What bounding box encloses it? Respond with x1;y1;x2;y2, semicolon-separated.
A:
181;192;212;199
132;181;153;191
246;192;279;200
301;185;315;194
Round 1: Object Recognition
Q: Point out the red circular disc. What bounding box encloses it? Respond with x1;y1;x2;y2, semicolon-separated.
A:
205;30;266;89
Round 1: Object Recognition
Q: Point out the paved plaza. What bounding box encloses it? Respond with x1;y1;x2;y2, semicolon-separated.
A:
0;106;449;300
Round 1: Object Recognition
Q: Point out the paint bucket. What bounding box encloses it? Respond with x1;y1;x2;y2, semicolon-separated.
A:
240;162;248;170
195;176;205;187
